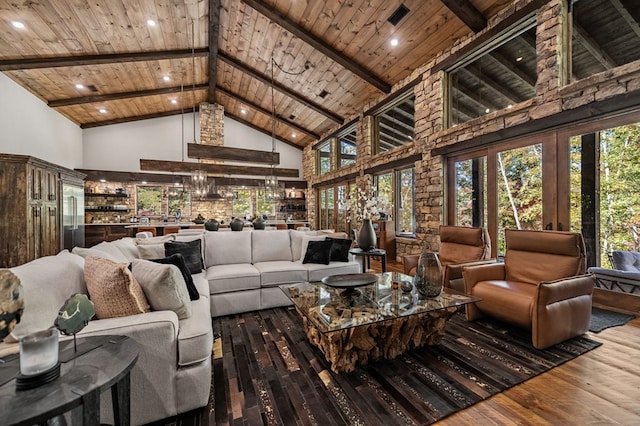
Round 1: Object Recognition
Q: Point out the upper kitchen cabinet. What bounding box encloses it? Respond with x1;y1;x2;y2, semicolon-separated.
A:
0;154;84;267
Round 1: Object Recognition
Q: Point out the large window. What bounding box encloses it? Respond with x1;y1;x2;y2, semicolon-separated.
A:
338;125;357;167
446;21;537;126
317;140;332;175
316;123;358;175
571;0;640;81
374;167;415;235
232;189;251;219
374;92;415;153
136;186;162;216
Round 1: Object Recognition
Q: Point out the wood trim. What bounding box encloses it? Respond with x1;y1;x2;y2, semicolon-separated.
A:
81;106;200;129
432;89;640;156
139;159;300;178
593;288;640;315
218;51;343;124
187;143;280;165
364;153;422;175
240;0;391;93
311;172;359;188
48;84;208;107
431;0;547;75
311;117;360;149
208;0;221;102
0;48;209;71
363;76;421;116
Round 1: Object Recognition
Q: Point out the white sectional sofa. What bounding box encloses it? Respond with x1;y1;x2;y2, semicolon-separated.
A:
204;229;360;317
0;228;358;425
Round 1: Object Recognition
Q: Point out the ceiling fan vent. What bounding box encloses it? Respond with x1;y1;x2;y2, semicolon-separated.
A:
318;90;329;99
87;84;99;92
388;4;410;26
289;114;296;120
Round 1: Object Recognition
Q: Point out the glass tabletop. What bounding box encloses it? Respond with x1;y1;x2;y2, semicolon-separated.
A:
280;272;480;334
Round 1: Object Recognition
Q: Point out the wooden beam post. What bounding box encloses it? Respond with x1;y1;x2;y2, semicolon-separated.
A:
139;159;299;177
187;143;280;165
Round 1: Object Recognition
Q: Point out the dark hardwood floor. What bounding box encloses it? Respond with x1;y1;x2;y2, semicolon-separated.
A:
162;258;640;425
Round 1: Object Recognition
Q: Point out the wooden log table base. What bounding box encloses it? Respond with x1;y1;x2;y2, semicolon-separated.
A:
299;306;459;373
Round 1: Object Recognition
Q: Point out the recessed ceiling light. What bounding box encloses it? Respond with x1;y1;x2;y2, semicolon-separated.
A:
390;38;399;47
11;21;25;29
291;133;297;138
516;56;523;62
75;83;84;89
170;99;177;104
485;108;491;114
99;108;107;114
240;108;247;114
507;104;513;109
147;20;156;27
163;75;170;82
142;181;147;185
100;179;106;183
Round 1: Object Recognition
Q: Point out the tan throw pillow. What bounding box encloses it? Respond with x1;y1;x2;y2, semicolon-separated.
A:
84;256;150;319
131;259;192;320
138;244;166;260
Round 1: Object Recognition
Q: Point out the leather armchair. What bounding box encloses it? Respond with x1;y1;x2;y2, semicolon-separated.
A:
463;229;595;349
402;225;492;291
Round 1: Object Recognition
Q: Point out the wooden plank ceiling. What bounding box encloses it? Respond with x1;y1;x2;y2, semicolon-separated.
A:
0;0;515;149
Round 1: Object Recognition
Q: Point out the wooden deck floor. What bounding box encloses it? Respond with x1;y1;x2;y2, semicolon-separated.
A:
162;258;640;425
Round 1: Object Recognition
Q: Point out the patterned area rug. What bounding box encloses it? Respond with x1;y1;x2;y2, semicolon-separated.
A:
590;307;635;332
212;308;601;425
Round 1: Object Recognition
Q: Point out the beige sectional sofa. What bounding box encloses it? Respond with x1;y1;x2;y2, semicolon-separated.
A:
1;228;358;425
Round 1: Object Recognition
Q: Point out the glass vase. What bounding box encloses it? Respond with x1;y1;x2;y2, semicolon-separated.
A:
413;252;443;297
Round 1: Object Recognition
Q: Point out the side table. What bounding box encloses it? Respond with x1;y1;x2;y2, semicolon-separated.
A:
349;248;387;273
0;334;139;426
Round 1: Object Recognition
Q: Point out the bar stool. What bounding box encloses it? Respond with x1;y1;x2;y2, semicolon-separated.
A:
163;226;180;235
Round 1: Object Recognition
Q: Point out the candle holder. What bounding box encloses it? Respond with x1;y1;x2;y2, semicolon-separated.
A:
16;328;60;390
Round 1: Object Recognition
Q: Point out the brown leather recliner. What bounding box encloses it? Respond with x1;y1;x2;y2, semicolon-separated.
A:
402;225;492;291
462;229;595;349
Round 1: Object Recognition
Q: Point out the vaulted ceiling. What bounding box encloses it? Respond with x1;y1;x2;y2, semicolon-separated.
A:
2;0;637;151
0;0;513;150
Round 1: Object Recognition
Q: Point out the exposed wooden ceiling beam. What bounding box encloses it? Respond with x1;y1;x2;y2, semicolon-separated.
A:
208;0;221;101
48;84;208;107
218;51;343;124
187;143;280;165
458;67;521;104
611;0;640;39
487;51;537;88
76;168;307;187
240;0;391;93
573;23;617;69
139;159;300;178
0;48;209;71
81;105;200;129
440;0;487;33
216;86;320;139
224;111;302;150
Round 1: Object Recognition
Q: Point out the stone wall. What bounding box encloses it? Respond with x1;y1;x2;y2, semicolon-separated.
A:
303;0;640;260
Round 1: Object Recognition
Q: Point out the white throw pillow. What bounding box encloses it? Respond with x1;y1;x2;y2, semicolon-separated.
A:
131;259;192;320
137;244;166;260
299;235;326;262
72;246;122;262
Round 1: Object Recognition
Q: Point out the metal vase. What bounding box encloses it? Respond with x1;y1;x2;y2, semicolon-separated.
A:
413;252;443;297
357;219;377;251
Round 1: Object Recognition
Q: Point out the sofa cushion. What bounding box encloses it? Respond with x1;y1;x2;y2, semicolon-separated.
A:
138;244;166;260
290;230;318;261
85;256;151;319
150;254;199;300
611;250;640;272
205;264;261;294
326;237;353;262
205;231;252;266
165;239;204;274
252;230;292;263
253;261;308;286
472;280;537;329
9;251;87;341
131;259;192;320
109;238;140;262
305;260;361;282
176;288;212;366
72;245;123;262
302;240;333;264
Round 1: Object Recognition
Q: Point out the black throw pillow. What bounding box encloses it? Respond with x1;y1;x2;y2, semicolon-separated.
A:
164;239;204;274
302;239;333;265
150;253;200;301
326;237;353;262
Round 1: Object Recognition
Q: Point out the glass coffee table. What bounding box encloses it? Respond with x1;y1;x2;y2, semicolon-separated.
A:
280;272;480;373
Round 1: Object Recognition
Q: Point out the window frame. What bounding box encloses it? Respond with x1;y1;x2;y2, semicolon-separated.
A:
373;166;416;237
372;90;415;154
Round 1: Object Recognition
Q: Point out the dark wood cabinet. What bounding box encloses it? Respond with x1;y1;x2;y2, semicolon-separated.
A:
0;154;84;267
373;220;396;261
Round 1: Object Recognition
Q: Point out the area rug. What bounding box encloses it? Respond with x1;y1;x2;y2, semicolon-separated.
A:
211;308;601;425
590;307;635;332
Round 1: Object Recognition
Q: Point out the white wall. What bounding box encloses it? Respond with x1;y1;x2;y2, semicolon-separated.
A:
0;73;83;169
82;113;304;179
